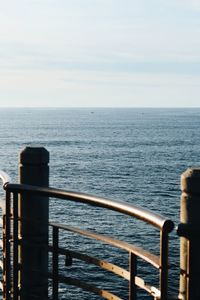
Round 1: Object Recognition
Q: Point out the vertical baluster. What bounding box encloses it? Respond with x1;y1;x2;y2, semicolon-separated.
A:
53;226;59;300
3;214;6;300
160;230;168;300
129;252;137;300
5;190;11;300
13;192;19;300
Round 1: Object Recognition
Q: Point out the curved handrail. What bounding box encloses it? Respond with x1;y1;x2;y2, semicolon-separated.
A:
4;183;174;232
0;170;11;187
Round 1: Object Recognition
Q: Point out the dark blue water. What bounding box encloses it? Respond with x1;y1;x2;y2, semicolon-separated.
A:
0;107;200;299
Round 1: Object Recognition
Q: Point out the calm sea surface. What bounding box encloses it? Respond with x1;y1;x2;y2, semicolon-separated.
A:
0;107;200;299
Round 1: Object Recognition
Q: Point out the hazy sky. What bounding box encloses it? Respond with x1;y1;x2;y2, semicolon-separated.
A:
1;0;200;107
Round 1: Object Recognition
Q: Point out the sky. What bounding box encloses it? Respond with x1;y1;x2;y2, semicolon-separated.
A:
0;0;200;107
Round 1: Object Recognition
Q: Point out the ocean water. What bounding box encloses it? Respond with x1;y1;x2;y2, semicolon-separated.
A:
0;107;200;299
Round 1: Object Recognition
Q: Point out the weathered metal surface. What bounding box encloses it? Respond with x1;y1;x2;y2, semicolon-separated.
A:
50;222;160;268
160;230;169;300
48;245;161;297
52;226;59;300
5;183;174;232
0;168;174;300
48;272;123;300
49;246;130;280
13;192;19;300
5;190;11;300
129;252;137;300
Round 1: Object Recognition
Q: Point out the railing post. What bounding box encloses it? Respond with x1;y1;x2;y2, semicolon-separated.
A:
19;146;49;300
178;168;200;300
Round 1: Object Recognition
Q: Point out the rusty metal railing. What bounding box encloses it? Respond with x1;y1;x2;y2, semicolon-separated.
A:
0;172;174;299
0;171;11;299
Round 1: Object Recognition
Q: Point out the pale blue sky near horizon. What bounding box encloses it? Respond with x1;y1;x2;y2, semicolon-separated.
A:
0;0;200;107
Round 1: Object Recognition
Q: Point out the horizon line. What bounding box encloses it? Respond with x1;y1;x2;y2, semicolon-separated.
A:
0;106;200;109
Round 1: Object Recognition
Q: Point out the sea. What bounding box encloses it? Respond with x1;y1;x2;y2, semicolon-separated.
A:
0;107;200;299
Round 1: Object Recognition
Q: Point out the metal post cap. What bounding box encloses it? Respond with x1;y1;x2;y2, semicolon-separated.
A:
19;146;49;165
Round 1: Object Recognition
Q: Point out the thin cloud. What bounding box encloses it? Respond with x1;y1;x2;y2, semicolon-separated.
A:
0;0;200;107
178;0;200;10
162;0;200;11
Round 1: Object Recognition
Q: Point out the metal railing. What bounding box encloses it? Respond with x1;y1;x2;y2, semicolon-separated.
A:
0;171;174;300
